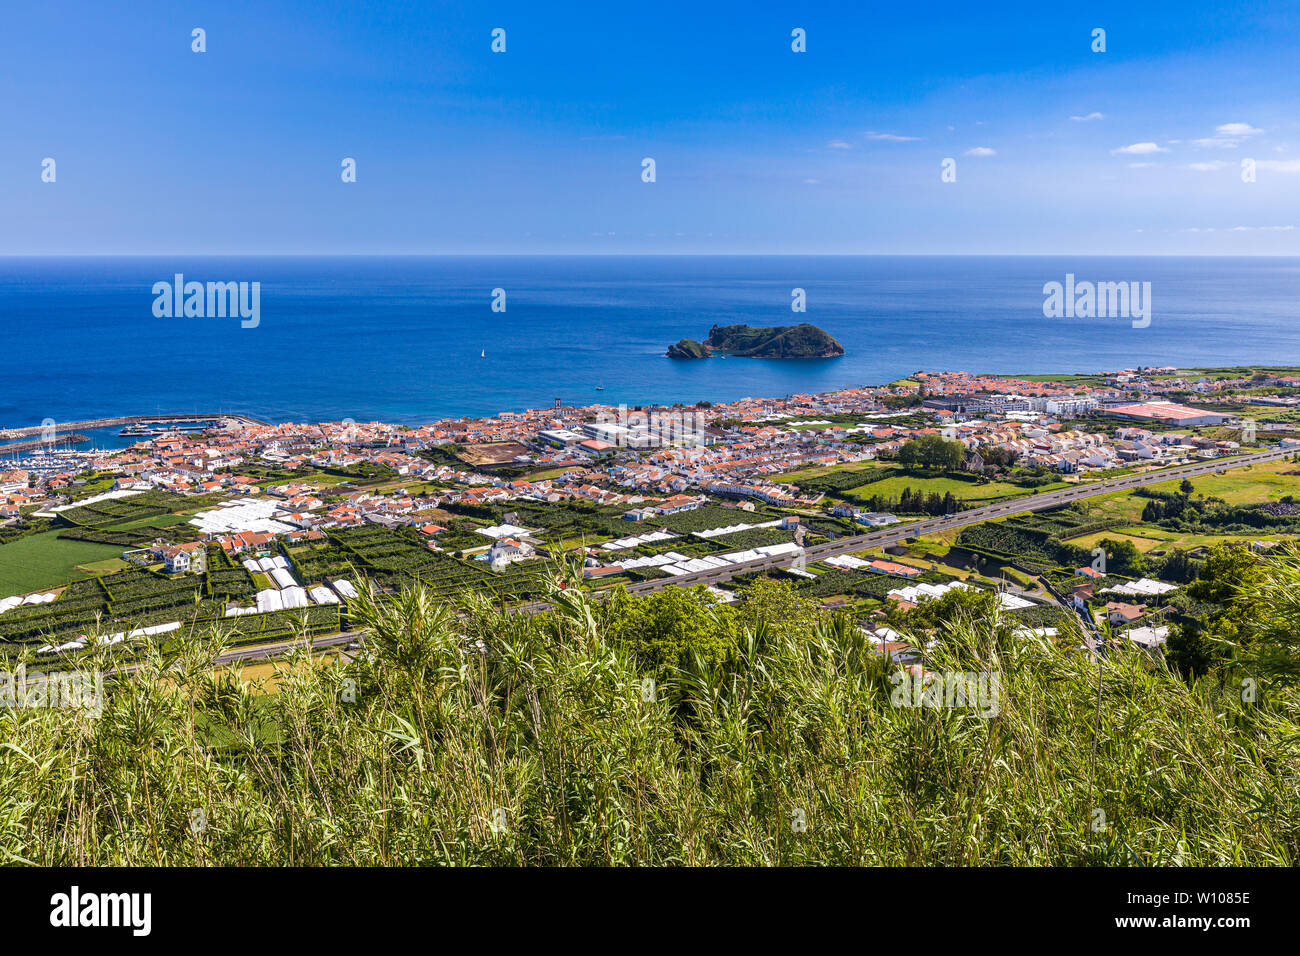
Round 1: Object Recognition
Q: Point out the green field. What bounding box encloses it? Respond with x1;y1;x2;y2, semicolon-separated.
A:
1064;459;1300;553
1144;459;1300;505
0;530;124;597
105;513;191;531
1073;526;1283;554
780;461;1068;505
779;461;880;483
76;557;132;575
1011;373;1111;386
845;471;1058;503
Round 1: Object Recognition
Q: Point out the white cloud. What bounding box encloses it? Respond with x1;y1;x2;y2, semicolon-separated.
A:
964;146;996;157
1257;159;1300;173
1111;142;1167;155
1193;124;1263;150
1229;225;1294;231
865;131;920;142
1070;112;1105;122
1187;161;1231;171
803;178;821;185
826;139;852;150
1217;122;1262;136
1128;162;1159;168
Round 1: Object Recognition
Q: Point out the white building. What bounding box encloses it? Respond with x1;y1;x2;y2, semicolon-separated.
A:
488;537;534;569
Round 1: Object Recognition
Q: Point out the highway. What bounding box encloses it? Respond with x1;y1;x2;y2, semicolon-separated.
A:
212;630;361;664
106;630;364;678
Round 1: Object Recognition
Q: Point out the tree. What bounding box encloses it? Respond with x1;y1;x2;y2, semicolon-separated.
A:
1179;478;1195;495
982;446;1018;471
1097;537;1147;576
1164;622;1223;679
1156;549;1200;584
1232;547;1300;684
602;585;736;677
897;435;963;472
1185;544;1262;607
1158;544;1267;683
733;577;820;639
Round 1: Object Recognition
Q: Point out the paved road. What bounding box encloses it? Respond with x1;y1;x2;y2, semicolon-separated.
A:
105;630;364;677
212;630;362;664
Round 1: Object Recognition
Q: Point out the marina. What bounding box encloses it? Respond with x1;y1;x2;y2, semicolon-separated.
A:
118;419;225;437
0;434;90;455
0;449;104;475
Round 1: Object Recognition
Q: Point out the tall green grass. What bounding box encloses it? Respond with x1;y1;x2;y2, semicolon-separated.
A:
0;561;1296;865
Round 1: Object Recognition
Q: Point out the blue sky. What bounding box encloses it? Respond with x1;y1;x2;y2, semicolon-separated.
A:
3;0;1299;254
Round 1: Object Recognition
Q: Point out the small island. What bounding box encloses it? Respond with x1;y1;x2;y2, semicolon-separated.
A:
667;323;845;359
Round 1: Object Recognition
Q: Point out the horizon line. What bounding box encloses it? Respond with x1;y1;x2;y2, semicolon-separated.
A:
3;252;1300;259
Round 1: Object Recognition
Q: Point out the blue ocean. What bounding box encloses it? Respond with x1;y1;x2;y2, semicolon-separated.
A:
3;256;1299;449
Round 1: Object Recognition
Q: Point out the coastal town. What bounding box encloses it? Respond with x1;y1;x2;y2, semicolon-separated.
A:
10;0;1300;890
3;365;1300;662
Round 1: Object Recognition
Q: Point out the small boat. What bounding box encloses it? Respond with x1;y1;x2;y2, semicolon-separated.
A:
481;350;485;358
595;384;605;391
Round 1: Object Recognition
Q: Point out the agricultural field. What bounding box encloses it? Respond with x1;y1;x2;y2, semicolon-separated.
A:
455;441;530;466
51;489;206;549
782;461;1065;506
1069;529;1172;554
103;513;191;532
1011;372;1112;386
779;460;883;485
844;470;1057;504
657;504;781;534
0;530;126;596
763;562;950;610
1072;526;1284;554
286;539;362;585
77;557;132;575
1079;490;1149;526
1143;458;1300;505
948;506;1131;590
329;525;546;602
1063;461;1300;553
0;548;329;648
